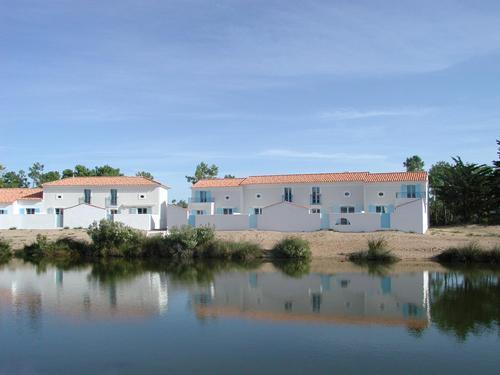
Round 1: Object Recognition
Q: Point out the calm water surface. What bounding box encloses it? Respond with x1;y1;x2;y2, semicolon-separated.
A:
0;259;498;374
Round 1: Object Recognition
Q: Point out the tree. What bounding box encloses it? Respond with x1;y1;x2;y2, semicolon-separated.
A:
136;171;154;180
0;164;4;187
404;155;425;172
2;170;29;188
73;165;93;177
428;161;452;225
62;169;74;179
94;165;122;176
434;157;494;224
28;162;44;187
171;199;188;208
40;171;61;185
224;174;235;179
186;162;219;184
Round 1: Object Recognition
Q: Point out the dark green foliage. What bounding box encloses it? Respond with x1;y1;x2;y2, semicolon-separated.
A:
136;171;154;180
404;155;425;172
87;220;144;257
348;237;398;263
200;239;263;261
186;162;219;184
0;238;12;261
272;237;312;259
1;170;29;187
435;243;500;264
19;235;90;259
171;199;188;208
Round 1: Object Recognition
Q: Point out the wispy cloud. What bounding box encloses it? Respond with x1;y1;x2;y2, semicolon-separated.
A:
259;149;387;160
318;107;433;121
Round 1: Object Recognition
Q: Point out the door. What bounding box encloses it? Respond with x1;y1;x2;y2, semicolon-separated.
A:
55;208;64;228
381;213;391;229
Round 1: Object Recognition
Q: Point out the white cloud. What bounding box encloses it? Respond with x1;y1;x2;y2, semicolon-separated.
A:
318;108;433;120
259;149;387;160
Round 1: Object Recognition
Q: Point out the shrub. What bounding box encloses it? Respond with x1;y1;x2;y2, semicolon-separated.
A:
435;242;500;264
0;238;12;261
21;235;74;259
348;237;398;263
273;259;311;278
87;220;144;257
161;226;216;259
272;237;311;259
199;239;263;261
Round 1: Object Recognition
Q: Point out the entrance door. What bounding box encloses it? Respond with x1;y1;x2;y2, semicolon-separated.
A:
55;208;64;228
381;213;391;229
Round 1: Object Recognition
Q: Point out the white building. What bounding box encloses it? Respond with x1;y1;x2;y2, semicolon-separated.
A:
0;176;170;230
188;171;428;233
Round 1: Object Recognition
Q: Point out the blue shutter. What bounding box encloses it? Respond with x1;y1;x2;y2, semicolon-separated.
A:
129;208;137;214
400;184;407;197
35;208;40;214
19;208;25;215
387;205;395;214
206;191;212;201
216;208;223;215
332;205;340;213
355;204;363;213
368;205;375;213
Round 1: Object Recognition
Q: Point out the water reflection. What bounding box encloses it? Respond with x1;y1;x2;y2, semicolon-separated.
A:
0;259;498;341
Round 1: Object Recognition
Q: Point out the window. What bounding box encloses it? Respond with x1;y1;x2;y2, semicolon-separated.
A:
199;191;209;203
225;195;230;200
196;210;204;215
376;205;387;213
137;208;148;214
311;187;321;204
378;192;384;197
283;187;293;202
339;218;350;225
311;293;322;313
407;185;417;198
55;208;64;215
56;194;63;200
284;301;293;312
223;208;233;215
344;191;351;197
110;189;118;205
138;193;146;200
0;209;6;215
254;208;263;215
26;208;36;215
311;208;321;214
256;193;262;199
84;189;91;204
340;206;355;213
109;209;118;215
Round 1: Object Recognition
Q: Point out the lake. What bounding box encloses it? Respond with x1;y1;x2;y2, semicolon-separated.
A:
0;259;498;374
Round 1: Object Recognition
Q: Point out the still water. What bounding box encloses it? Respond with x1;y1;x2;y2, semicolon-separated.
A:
0;259;499;374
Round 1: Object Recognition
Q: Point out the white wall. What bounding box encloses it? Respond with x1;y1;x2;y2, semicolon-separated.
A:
258;202;321;232
329;213;381;232
392;199;426;234
114;214;157;231
195;214;249;231
166;205;188;229
64;204;107;229
0;214;57;229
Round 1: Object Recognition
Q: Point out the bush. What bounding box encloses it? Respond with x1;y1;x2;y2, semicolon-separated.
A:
21;235;72;259
87;220;144;257
0;238;12;261
273;259;311;278
348;237;398;263
435;242;500;264
199;239;263;261
272;237;311;259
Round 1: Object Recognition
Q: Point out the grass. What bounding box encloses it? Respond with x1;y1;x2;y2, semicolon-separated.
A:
272;237;312;259
348;237;399;264
435;242;500;264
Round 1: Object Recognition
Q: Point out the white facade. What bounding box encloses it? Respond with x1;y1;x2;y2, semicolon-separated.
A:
0;177;170;231
188;172;429;233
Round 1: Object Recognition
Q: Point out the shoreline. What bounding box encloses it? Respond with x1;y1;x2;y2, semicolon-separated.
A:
1;225;499;261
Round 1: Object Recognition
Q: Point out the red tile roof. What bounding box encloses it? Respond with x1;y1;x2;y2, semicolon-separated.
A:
193;171;427;188
42;176;167;188
0;188;43;204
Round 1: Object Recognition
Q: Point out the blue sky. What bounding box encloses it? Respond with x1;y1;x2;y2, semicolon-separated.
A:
1;0;499;200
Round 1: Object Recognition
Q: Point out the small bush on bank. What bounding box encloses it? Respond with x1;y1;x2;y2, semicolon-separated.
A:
0;238;12;261
87;220;144;257
272;237;311;259
199;239;263;261
435;242;500;264
349;237;398;263
20;235;87;259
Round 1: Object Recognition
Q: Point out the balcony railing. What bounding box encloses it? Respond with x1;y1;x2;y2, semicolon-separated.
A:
310;194;321;205
78;197;91;205
105;197;118;207
396;192;426;199
188;197;215;203
282;194;293;203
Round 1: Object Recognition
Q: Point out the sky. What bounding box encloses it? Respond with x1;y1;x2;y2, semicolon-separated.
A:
1;0;499;200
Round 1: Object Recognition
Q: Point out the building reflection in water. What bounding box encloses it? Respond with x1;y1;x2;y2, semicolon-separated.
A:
191;271;430;329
